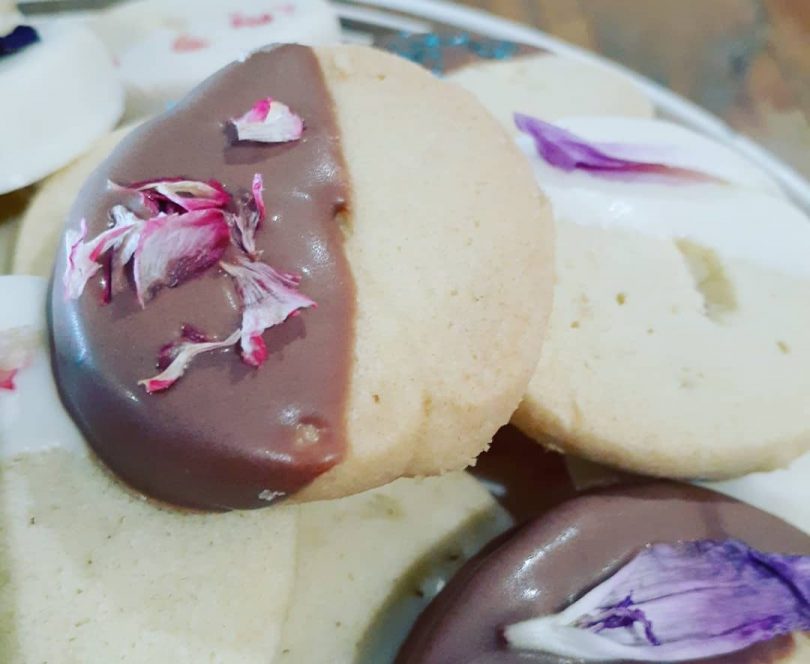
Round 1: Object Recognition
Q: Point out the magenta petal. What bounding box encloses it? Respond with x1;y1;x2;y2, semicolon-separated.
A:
133;209;230;307
514;113;724;184
134;178;231;212
140;328;240;393
220;257;316;367
252;173;266;222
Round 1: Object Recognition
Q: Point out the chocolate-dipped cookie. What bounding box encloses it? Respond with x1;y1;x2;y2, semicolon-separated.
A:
49;44;554;510
397;483;810;663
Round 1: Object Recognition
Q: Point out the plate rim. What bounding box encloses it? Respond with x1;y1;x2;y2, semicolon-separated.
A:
333;0;810;213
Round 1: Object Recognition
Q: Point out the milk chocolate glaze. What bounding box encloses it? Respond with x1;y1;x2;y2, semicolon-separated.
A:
49;45;355;511
397;483;808;664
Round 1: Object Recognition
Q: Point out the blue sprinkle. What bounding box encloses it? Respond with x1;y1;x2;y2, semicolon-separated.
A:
0;25;40;58
382;31;521;74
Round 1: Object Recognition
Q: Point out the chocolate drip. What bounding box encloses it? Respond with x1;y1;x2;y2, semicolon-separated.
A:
397;483;807;664
50;45;355;511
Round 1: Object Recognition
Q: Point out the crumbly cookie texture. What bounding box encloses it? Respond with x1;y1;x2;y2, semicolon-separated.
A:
446;53;654;134
514;117;810;479
296;45;553;500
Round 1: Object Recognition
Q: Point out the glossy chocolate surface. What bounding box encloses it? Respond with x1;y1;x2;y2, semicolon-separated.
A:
50;45;355;510
398;483;808;663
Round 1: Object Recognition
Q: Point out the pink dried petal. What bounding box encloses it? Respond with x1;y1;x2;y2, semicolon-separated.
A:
133;178;231;212
140;328;240;393
0;326;40;392
64;210;144;300
229;173;266;258
230;11;273;28
133;209;230;307
252;173;266;222
220;257;316;367
172;34;209;53
0;369;17;391
231;98;304;143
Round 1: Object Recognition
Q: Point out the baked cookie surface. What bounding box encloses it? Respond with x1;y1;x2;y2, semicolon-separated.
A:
513;116;810;479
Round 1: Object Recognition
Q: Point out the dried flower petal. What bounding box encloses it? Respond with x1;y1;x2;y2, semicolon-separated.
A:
63;209;144;300
0;326;40;392
514;113;724;184
0;25;39;57
133;209;230;306
140;328;240;393
505;539;810;662
231;98;304;143
220;257;316;367
252;173;266;223
132;178;231;212
228;173;266;258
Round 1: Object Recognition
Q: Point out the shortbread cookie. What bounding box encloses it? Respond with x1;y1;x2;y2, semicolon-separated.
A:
48;44;553;510
12;126;134;277
513;115;810;479
282;472;511;662
91;0;340;120
0;23;122;194
447;53;654;135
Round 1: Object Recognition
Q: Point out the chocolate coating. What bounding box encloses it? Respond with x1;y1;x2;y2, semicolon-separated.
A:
49;45;355;511
397;484;808;663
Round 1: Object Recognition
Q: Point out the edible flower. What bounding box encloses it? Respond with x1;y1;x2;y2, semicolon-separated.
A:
229;173;266;258
0;25;39;57
140;326;240;393
231;98;304;143
514;113;724;184
63;219;135;299
0;327;40;391
130;178;230;213
504;539;810;662
133;209;230;306
221;257;316;367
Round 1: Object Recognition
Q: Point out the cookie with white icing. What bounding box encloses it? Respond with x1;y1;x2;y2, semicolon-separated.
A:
91;0;340;120
513;115;810;479
446;53;654;135
0;23;123;194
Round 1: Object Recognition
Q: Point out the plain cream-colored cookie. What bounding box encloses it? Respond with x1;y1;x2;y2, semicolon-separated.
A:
282;473;511;663
446;53;654;135
12;126;135;277
298;46;553;500
514;116;810;480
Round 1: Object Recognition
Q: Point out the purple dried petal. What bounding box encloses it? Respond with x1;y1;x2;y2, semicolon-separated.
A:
505;539;810;661
0;25;39;57
514;113;725;184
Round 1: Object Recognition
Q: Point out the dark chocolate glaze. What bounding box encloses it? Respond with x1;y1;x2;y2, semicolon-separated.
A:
397;484;808;664
49;45;355;511
376;31;538;75
471;425;577;524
